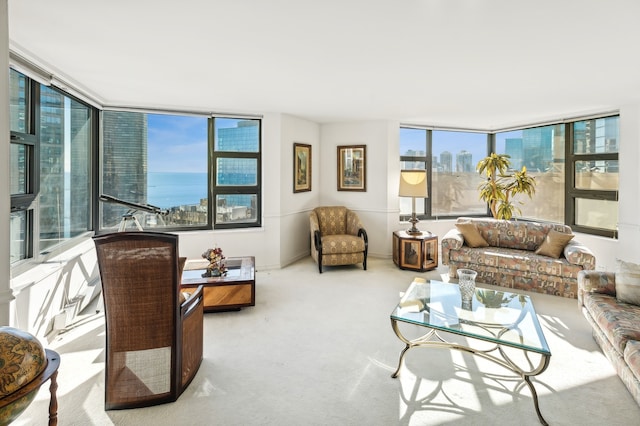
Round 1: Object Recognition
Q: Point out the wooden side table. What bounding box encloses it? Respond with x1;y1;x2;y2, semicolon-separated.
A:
393;230;438;272
181;256;255;312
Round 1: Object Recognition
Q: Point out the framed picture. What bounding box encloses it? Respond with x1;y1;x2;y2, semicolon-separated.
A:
337;144;366;191
293;143;312;193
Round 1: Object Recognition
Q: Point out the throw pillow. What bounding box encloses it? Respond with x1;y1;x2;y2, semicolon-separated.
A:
616;259;640;305
535;229;574;258
455;222;489;248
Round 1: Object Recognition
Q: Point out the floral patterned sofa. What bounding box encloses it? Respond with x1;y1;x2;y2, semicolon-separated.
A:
578;267;640;406
441;217;596;298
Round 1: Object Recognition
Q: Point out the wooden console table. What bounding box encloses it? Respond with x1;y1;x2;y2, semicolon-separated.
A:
181;256;255;312
392;230;438;272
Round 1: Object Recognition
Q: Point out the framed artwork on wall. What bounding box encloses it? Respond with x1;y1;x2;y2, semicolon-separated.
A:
293;143;312;193
337;144;366;191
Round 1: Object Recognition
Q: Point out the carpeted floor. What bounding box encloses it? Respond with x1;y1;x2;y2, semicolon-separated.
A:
17;257;640;425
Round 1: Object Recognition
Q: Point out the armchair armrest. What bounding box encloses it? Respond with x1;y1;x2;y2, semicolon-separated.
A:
564;240;596;270
577;270;616;306
181;285;204;317
441;228;464;265
358;228;368;246
314;230;322;252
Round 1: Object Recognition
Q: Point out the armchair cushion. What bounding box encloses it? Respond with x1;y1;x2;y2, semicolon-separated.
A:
319;234;366;254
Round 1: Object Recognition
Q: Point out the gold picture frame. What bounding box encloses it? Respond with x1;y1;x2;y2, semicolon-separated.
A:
337;144;366;191
293;143;312;193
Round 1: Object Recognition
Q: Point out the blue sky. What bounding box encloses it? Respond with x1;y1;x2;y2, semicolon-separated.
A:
147;116;252;173
147;114;208;173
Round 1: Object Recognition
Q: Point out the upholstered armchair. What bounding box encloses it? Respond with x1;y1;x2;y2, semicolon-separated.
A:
309;206;368;273
93;231;204;410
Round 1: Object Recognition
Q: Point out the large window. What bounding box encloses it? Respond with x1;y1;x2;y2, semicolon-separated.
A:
39;86;93;252
100;112;209;230
400;115;619;237
9;69;96;264
399;128;487;220
495;124;566;224
99;113;261;231
568;116;619;237
212;118;261;229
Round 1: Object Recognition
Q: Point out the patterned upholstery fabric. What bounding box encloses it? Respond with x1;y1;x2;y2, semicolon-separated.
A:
442;217;595;298
578;270;640;406
309;206;368;273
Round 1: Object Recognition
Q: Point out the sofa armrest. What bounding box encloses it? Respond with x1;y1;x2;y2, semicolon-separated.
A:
441;228;464;266
564;240;596;270
577;270;616;306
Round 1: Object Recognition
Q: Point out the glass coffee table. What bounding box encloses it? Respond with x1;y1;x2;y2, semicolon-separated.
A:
390;278;551;425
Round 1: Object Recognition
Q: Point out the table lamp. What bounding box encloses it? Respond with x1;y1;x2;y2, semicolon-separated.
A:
399;169;428;235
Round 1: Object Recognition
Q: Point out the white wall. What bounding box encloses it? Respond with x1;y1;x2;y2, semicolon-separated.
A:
278;114;320;266
617;104;640;264
319;120;399;257
0;0;11;326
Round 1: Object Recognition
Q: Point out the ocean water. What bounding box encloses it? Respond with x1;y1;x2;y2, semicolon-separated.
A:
148;172;207;209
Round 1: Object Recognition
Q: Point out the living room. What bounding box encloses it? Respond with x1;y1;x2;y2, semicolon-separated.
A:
2;1;640;424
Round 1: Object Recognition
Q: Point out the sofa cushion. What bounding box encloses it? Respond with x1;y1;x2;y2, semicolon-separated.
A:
624;340;640;385
455;222;489;248
448;246;580;276
616;259;640;306
320;234;366;254
535;230;574;259
583;292;640;354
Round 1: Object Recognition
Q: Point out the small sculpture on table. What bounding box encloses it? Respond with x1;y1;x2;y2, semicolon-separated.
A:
201;246;227;278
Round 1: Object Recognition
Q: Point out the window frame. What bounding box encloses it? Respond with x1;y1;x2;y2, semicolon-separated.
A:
211;117;262;230
400;127;491;221
565;118;619;238
9;71;39;265
9;69;98;269
400;114;620;238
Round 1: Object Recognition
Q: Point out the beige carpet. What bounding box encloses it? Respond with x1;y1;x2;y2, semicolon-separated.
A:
17;257;640;425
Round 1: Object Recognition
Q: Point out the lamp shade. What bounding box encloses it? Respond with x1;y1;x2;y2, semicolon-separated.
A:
399;170;428;198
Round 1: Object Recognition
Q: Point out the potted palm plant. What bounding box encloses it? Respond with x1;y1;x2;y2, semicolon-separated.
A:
477;153;537;220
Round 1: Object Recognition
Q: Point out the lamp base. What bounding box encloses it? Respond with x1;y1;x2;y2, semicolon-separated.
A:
406;214;422;235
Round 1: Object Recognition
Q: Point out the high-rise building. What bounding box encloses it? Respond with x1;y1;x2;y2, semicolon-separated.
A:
505;137;524;169
456;150;473;172
101;111;148;226
440;151;452;172
216;120;260;212
522;127;553;171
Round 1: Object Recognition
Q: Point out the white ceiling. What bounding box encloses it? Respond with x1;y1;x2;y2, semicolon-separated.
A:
8;0;640;130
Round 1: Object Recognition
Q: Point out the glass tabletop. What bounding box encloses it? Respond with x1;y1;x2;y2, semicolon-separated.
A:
391;279;550;355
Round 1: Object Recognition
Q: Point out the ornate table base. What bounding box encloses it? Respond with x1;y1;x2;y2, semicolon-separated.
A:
391;319;550;425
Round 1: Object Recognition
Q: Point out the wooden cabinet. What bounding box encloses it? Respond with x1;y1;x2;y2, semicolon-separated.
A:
393;230;438;272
